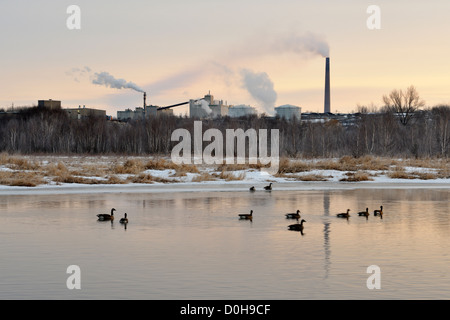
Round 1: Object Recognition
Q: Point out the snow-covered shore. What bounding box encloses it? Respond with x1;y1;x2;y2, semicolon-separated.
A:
1;167;449;196
1;155;449;195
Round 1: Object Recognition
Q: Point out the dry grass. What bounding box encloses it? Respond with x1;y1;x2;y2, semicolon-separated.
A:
0;154;448;187
53;174;103;185
113;159;146;174
0;153;41;171
217;162;268;172
104;175;127;184
277;158;311;173
127;173;173;184
191;172;217;182
296;174;330;181
388;167;439;180
339;171;374;182
278;155;395;174
0;171;46;187
213;170;246;181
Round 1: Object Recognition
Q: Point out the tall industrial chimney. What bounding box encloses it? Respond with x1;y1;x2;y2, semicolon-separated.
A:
144;92;147;109
324;57;331;114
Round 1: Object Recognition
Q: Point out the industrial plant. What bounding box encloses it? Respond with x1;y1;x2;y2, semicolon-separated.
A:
113;56;332;121
2;57;334;123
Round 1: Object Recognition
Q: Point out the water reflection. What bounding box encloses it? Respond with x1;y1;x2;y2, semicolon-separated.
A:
0;187;449;299
323;191;331;280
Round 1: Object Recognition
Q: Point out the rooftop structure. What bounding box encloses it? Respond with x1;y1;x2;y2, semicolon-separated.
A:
275;104;302;120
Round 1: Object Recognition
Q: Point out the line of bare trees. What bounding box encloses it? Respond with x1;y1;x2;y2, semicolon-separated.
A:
0;104;449;158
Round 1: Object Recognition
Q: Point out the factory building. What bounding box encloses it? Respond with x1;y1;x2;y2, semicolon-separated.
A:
117;105;173;121
66;105;107;120
275;105;302;120
228;105;258;118
38;100;61;110
189;92;231;119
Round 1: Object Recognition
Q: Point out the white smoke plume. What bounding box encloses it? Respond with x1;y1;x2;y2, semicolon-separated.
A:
67;67;145;94
92;71;145;93
65;66;92;83
240;69;277;115
197;99;212;114
269;31;330;58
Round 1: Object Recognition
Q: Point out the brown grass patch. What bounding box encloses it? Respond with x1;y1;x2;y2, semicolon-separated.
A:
127;173;173;184
113;159;145;174
191;172;217;182
217;162;268;172
104;175;127;184
213;170;246;181
278;158;311;173
144;158;177;170
339;171;374;182
45;162;70;176
0;153;41;171
296;174;330;181
0;171;46;187
387;167;439;180
53;174;103;185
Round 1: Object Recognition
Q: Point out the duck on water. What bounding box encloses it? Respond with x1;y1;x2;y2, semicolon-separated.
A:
97;208;116;221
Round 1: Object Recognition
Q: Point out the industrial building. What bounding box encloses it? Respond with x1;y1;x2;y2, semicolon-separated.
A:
38;100;61;110
117;105;173;121
189;92;231;119
228;105;258;118
275;105;302;120
66;105;107;120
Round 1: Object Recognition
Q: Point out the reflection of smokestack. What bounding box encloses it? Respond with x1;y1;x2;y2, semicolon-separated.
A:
144;92;147;108
324;57;331;114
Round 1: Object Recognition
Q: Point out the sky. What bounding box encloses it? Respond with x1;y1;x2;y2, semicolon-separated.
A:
1;0;450;116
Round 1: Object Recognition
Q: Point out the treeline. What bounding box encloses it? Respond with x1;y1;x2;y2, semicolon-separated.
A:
0;105;449;158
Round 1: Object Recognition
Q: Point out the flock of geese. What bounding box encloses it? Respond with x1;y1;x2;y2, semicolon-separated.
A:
238;208;306;233
250;183;273;192
336;206;384;219
95;182;384;234
244;183;384;234
97;208;128;224
238;205;384;235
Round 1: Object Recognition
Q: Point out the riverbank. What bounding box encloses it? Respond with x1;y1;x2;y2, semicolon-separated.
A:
1;154;449;195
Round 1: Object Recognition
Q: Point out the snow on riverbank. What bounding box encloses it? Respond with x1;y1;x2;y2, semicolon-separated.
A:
0;155;449;195
0;167;449;196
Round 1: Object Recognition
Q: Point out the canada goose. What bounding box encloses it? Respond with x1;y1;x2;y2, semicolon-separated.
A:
264;183;273;191
239;210;253;220
337;209;351;218
358;208;370;217
249;186;256;192
288;219;306;231
285;210;301;220
374;206;383;217
97;208;115;221
120;213;129;224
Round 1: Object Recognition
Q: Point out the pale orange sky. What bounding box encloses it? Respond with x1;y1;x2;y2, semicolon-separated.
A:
1;0;450;116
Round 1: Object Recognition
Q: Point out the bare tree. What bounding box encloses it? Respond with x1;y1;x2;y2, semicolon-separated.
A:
383;85;425;125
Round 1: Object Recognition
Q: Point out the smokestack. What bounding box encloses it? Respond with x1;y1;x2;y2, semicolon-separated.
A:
324;57;331;114
144;92;147;108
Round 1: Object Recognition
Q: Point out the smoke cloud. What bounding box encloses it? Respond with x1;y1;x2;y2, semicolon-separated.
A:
196;99;212;114
269;31;330;58
92;71;145;93
65;66;92;83
67;67;146;94
240;69;277;115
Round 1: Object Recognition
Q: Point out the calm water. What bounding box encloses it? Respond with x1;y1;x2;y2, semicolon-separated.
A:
0;186;449;300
